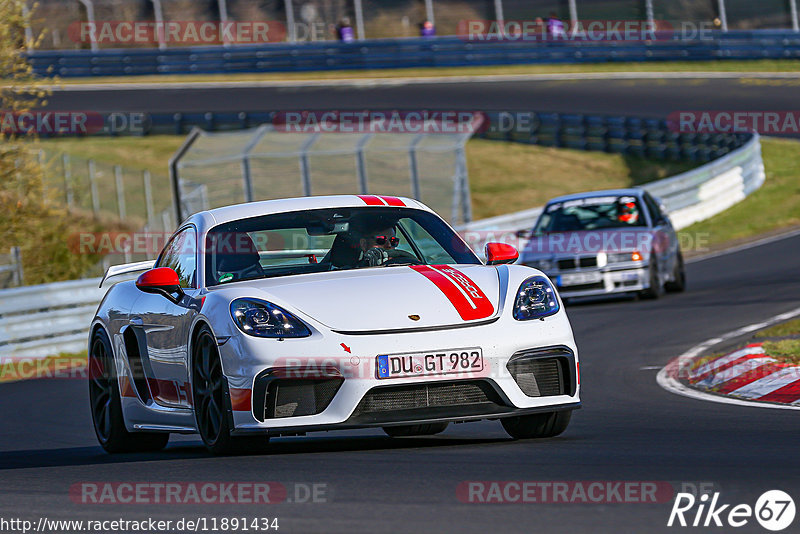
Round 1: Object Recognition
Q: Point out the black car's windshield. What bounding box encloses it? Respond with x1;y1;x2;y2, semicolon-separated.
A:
534;195;646;235
205;207;479;286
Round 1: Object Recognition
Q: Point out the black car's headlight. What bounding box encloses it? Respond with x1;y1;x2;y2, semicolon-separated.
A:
230;298;311;338
607;251;643;263
513;276;560;321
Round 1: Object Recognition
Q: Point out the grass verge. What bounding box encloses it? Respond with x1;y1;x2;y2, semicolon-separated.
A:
40;59;800;86
755;318;800;339
762;340;800;365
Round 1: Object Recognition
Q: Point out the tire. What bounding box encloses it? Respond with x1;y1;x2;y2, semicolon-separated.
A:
664;251;686;293
638;255;664;300
192;325;268;455
89;328;169;453
501;410;572;440
382;422;449;437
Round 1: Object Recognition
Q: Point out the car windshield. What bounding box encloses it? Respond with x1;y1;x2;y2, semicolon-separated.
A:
533;195;646;234
204;207;480;286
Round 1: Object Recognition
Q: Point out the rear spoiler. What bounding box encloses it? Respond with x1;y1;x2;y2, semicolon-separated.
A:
99;260;155;288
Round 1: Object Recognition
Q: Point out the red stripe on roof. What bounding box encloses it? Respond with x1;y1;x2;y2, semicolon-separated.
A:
379;196;405;206
357;195;385;206
410;265;494;321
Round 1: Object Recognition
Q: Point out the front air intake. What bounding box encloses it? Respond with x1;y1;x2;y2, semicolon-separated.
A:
507;347;576;397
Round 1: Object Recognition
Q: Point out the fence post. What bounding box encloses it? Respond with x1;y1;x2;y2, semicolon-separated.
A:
77;0;99;52
567;0;578;25
356;133;373;194
169;127;202;225
114;165;126;221
151;0;167;50
455;147;472;224
493;0;504;25
62;153;74;210
717;0;728;31
645;0;654;26
353;0;365;40
425;0;435;26
143;170;155;228
299;133;320;196
285;0;297;42
408;134;424;200
791;0;799;31
88;159;100;216
11;246;24;286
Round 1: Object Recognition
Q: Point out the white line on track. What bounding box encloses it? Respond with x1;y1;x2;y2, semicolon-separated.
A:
656;306;800;411
46;71;800;92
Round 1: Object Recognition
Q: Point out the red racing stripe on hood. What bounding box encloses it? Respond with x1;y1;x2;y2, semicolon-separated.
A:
410;265;494;321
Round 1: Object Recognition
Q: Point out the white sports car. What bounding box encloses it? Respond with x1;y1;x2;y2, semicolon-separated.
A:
90;195;580;454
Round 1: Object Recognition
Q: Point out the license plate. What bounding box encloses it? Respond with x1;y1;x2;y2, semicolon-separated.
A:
376;348;483;379
558;271;602;286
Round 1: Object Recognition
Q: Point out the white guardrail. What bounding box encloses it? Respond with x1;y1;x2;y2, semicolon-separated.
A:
0;135;765;361
459;133;766;254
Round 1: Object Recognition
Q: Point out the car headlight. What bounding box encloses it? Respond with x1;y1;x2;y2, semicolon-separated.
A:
230;298;311;338
513;276;560;321
607;251;643;263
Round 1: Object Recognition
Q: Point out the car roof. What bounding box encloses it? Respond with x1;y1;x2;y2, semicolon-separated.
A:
545;188;644;205
187;194;431;228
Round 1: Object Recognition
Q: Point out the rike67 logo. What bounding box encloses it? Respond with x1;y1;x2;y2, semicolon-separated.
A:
668;490;795;531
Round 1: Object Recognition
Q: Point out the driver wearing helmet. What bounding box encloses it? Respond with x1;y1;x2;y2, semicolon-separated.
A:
617;200;640;225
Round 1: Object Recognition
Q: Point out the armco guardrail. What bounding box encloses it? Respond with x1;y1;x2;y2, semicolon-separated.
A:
28;30;800;78
0;135;765;361
459;134;765;254
0;278;104;360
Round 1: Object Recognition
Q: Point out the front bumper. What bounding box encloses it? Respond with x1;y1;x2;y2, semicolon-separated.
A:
547;263;649;298
219;312;580;433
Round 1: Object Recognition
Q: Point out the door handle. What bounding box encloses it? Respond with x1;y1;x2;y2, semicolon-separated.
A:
129;317;143;326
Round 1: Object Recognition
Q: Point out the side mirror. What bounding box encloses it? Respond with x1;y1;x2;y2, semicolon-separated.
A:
485;243;519;265
136;267;184;301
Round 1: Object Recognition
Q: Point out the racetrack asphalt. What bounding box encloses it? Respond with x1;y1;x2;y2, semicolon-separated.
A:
2;232;799;533
43;76;800;127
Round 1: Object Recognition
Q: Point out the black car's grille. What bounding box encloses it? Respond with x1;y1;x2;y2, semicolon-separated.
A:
353;381;498;416
557;256;598;270
558;281;605;291
507;358;564;397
